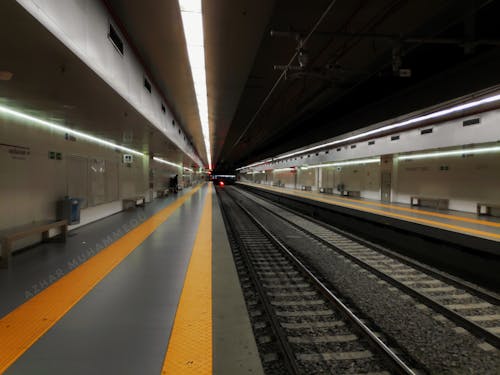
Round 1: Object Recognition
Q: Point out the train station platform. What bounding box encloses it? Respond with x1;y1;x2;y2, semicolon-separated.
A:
237;182;500;254
0;184;262;375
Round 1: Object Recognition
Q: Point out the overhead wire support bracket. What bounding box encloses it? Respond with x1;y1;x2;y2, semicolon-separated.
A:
230;0;340;152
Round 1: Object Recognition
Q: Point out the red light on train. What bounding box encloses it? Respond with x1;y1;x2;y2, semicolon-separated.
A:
219;181;225;187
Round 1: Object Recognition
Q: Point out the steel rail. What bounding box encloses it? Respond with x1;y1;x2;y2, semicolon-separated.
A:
244;190;500;348
222;188;416;375
218;191;301;375
263;195;500;305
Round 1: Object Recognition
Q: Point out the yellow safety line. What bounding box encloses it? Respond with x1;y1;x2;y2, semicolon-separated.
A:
239;182;500;240
240;182;500;228
161;184;212;375
0;185;203;374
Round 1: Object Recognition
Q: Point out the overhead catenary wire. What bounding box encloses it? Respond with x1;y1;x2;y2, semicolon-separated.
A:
230;0;340;152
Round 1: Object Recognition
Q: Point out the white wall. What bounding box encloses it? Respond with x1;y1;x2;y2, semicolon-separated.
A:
0;117;191;251
239;105;500;214
273;170;295;188
393;152;500;212
16;0;203;167
297;168;317;191
335;164;381;200
248;108;500;172
243;163;381;199
240;148;500;214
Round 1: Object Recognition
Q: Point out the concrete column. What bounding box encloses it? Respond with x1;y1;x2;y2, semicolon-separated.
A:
317;168;322;190
380;155;393;202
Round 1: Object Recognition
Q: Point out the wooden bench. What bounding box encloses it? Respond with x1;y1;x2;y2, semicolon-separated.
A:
123;196;146;210
341;190;361;198
319;187;334;194
301;185;312;191
156;189;169;198
411;196;449;210
477;202;500;216
0;220;68;268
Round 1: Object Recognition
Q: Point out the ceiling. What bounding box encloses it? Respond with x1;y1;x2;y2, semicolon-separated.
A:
103;0;207;162
104;0;275;168
104;0;500;172
4;0;500;172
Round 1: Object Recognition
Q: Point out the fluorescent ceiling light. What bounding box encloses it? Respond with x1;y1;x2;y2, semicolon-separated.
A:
301;158;380;169
0;104;144;156
153;156;193;171
179;0;211;169
398;146;500;160
239;92;500;169
236;158;273;171
153;156;182;169
273;167;295;172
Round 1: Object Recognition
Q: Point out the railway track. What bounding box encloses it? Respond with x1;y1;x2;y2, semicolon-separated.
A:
233;186;500;350
218;187;417;375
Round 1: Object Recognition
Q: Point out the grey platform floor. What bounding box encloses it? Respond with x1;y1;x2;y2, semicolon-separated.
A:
1;185;262;375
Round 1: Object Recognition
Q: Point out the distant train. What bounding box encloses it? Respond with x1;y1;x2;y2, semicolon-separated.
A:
211;174;236;186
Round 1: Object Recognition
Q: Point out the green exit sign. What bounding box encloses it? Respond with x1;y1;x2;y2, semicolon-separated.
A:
49;151;62;160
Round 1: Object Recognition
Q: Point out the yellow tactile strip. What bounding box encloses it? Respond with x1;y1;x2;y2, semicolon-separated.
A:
162;184;212;375
239;182;500;240
0;185;203;374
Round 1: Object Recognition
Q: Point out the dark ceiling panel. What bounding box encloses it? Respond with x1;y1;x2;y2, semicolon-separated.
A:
204;0;276;163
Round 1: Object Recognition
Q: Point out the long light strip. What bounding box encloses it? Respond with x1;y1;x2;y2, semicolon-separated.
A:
236;159;273;171
273;167;295;172
398;146;500;160
154;156;179;168
238;92;500;170
253;157;380;172
0;104;144;156
179;0;212;169
153;156;193;172
301;157;380;169
0;104;198;172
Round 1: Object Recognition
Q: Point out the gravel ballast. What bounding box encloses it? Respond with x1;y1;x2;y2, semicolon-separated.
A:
234;188;500;374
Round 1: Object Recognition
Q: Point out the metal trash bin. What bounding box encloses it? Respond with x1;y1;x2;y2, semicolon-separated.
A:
57;197;83;225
